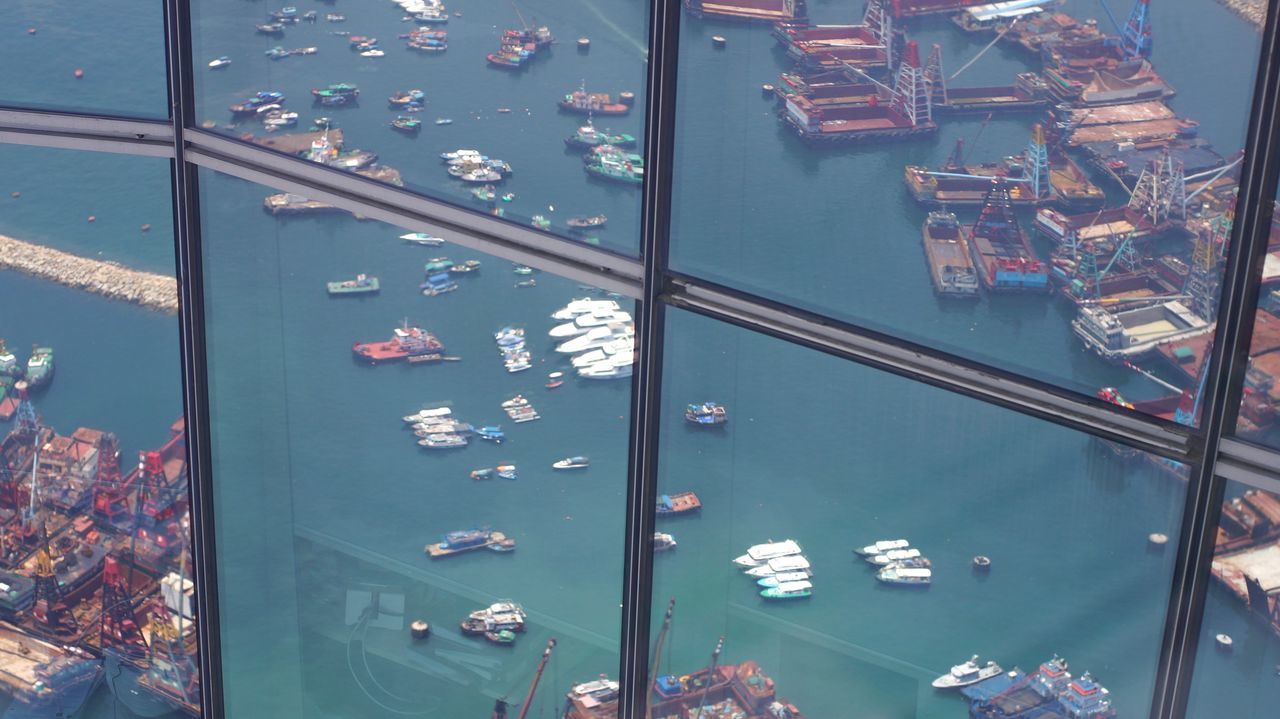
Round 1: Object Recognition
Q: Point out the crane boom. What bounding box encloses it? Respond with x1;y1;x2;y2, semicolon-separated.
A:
517;638;557;719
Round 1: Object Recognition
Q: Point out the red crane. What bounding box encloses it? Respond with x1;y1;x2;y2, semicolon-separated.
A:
492;638;557;719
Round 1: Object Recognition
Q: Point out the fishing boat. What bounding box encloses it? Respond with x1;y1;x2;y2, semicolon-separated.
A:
403;407;452;423
553;456;590;470
24;347;53;388
476;426;505;443
732;539;803;567
265;46;289;60
559;85;631;115
352;321;444;364
566;215;608;229
388;89;425;107
391;116;422;134
401;232;445;246
760;580;813;600
876;565;932;586
326;274;379;295
756;571;813;588
654;533;678;552
425;528;515;557
545;371;564;389
855;539;910;556
867;548;923;565
656;491;701;516
262;110;299;128
485;630;517;645
256;23;285;35
417;433;467;449
584;150;643;185
421;273;458;296
229;91;285;116
565;120;636;149
451;259;482;274
932;656;1003;689
208;56;231;69
685;402;727;426
744;555;812;577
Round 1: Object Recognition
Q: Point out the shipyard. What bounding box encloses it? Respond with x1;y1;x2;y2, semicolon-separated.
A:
2;0;1278;715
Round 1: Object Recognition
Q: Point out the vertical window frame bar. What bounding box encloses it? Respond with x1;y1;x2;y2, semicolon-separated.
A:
163;0;225;715
1150;0;1280;715
618;0;682;717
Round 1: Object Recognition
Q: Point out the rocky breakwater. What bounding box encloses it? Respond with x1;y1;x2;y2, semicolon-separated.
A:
1218;0;1265;28
0;234;178;313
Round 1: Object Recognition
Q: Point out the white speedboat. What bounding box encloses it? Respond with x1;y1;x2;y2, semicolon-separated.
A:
759;580;813;600
876;565;931;586
931;656;1003;689
868;548;922;565
756;571;813;588
209;56;232;69
732;539;803;567
548;310;633;338
744;554;811;577
402;407;452;423
553;456;590;470
552;298;621;321
654;532;677;552
556;324;634;354
855;539;910;556
401;232;445;246
361;49;386;57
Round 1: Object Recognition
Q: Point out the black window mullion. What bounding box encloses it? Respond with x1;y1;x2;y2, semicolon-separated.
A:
1150;0;1280;714
164;0;225;715
618;1;682;717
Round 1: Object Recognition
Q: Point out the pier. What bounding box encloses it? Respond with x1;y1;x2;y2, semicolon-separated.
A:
1218;0;1266;29
0;235;177;313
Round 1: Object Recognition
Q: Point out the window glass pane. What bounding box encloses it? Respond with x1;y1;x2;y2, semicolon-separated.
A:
0;1;167;117
1185;480;1280;717
1236;209;1280;447
199;166;636;715
0;145;197;716
628;308;1188;719
670;0;1260;423
191;0;648;255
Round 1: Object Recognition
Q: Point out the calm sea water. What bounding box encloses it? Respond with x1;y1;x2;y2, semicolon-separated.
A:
1;0;1279;717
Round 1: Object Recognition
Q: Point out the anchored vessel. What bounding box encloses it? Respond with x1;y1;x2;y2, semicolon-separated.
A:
964;182;1048;293
326;274;379;295
424;529;515;557
352;322;444;364
921;211;979;298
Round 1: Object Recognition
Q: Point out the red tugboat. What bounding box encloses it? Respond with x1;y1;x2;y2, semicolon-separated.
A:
558;85;630;116
352;321;444;364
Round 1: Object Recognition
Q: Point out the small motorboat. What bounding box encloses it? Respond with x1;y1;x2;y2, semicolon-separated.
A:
476;426;505;443
436;118;454;125
546;371;564;389
760;580;812;600
485;630;517;646
501;192;516;202
500;394;529;409
515;279;537;288
531;215;552;231
931;656;1003;689
389;89;426;106
209;56;232;69
685;401;728;426
654;533;678;552
566;215;607;229
553;456;590;470
756;571;812;588
471;468;496;481
313;117;333;128
361;49;386;57
513;265;533;275
451;260;482;274
496;465;518;480
391;115;422;134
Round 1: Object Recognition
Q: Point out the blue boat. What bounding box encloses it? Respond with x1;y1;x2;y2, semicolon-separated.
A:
421;273;458;296
685;402;728;426
476;426;505;443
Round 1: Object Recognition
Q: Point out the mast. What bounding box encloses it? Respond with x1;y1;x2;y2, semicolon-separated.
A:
646;598;676;719
516;638;557;719
691;636;725;718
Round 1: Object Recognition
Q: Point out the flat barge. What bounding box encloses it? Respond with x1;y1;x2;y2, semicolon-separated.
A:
1034;206;1163;247
1072;300;1213;361
773;21;890;72
965;656;1116;719
424;529;515;557
965;183;1049;293
683;0;805;22
773;71;880;107
888;0;989;18
935;74;1050;114
922;211;980;297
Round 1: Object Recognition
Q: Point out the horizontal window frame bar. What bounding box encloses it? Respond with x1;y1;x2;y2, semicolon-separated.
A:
1218;437;1280;482
0;107;174;155
1216;459;1280;494
184;129;644;299
666;276;1196;463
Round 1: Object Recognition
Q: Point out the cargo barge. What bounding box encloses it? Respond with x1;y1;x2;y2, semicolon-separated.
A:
1072;300;1213;361
1078;138;1225;188
921;211;980;297
1034;206;1163;247
781;41;936;144
888;0;989;18
1044;57;1174;106
772;70;880;108
965;182;1049;293
772;8;892;73
965;656;1116;719
352;322;444;364
683;0;805;22
934;74;1050;114
564;660;804;719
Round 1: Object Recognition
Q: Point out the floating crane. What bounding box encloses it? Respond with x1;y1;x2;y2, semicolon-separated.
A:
493;637;557;719
646;599;676;719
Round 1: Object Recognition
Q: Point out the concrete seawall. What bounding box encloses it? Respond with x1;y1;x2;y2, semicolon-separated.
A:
0;235;178;313
1218;0;1265;28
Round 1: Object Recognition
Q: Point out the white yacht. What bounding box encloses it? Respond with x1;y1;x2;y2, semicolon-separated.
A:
552;298;621;321
732;539;803;567
556;324;634;354
401;232;445;246
855;539;910;556
756;571;813;588
931;656;1003;689
744;554;811;577
571;337;634;368
402;407;452;423
548;310;633;338
868;548;923;565
578;354;634;380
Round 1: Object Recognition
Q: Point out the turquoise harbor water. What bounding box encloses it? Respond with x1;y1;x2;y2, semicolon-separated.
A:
1;0;1280;718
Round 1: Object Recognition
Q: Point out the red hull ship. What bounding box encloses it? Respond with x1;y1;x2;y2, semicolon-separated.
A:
352;322;444;364
559;90;630;116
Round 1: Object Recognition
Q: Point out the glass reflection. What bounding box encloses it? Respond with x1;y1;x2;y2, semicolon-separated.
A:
669;0;1259;421
199;167;634;716
0;145;195;717
191;0;649;255
0;1;167;117
1236;209;1280;447
643;308;1187;718
1186;481;1280;718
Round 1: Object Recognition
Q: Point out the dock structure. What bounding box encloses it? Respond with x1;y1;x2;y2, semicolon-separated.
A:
0;235;178;314
1212;489;1280;641
683;0;805;22
251;129;345;155
1217;0;1266;28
